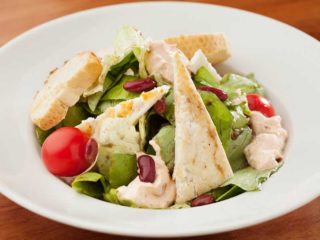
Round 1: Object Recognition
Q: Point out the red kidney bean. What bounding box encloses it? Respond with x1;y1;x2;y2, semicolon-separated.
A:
123;78;157;92
153;98;166;115
85;138;98;164
191;194;215;207
198;86;228;101
138;155;156;183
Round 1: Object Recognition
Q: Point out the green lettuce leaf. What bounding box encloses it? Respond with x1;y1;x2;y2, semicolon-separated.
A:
220;73;265;96
227;127;252;171
83;100;122;116
144;112;169;149
230;106;249;129
101;75;139;101
221;163;283;191
87;52;138;111
108;153;137;188
35;126;55;146
87;74;114;112
199;91;233;150
152;125;175;172
103;188;120;204
211;185;245;201
193;66;219;87
96;148;137;188
103;188;137;207
163;89;175;124
62;103;89;127
210;164;282;201
114;25;148;78
108;51;138;78
71;172;109;199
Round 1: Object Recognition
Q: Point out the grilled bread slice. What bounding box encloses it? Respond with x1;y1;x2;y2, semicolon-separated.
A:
165;33;231;64
173;53;233;204
31;52;102;130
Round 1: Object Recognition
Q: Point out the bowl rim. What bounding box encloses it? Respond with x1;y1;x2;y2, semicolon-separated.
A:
0;1;319;237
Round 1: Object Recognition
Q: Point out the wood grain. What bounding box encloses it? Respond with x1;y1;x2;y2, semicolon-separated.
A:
0;0;319;239
0;195;319;240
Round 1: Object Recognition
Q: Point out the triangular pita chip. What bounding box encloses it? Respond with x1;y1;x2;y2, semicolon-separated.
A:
173;53;233;203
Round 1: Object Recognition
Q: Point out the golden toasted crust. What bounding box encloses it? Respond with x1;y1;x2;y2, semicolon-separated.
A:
32;98;68;130
31;52;102;130
173;53;233;203
165;33;231;64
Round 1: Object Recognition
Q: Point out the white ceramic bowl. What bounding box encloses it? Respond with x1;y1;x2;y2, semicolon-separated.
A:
0;2;319;237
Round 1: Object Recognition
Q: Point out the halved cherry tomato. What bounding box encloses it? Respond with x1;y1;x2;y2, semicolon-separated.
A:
246;93;275;117
41;127;98;177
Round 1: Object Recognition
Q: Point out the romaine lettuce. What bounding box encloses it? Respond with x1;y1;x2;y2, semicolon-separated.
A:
152;125;175;172
62;103;89;127
221;164;282;191
210;164;282;201
163;89;175;124
87;52;138;111
35;126;55;146
103;188;120;204
71;172;109;199
211;185;245;201
220;73;265;96
103;188;137;207
101;75;139;101
114;25;148;78
227;127;252;171
96;148;137;188
199;91;233;150
193;66;219;87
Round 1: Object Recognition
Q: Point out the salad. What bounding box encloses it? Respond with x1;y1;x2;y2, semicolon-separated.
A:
31;26;288;209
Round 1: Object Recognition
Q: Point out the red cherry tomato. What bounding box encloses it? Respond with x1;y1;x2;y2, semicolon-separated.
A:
246;93;276;117
41;127;98;177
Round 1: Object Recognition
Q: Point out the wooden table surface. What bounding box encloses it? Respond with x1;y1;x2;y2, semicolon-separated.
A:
0;0;319;239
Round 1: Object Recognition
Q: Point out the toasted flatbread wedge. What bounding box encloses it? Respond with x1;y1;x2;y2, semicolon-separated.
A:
31;52;102;130
173;53;233;203
165;33;231;64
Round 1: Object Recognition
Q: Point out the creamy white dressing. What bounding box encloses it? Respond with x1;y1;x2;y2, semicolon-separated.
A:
244;111;288;170
188;49;222;81
145;40;188;83
117;141;176;208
